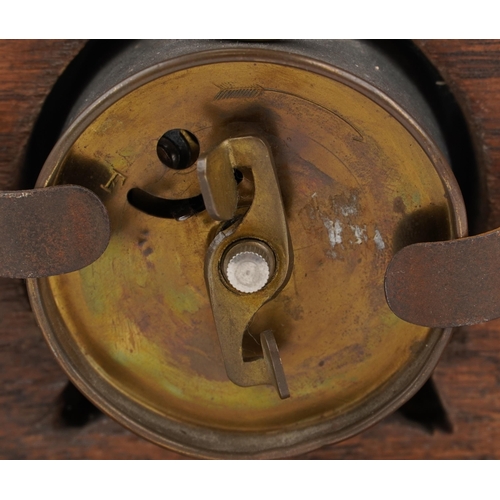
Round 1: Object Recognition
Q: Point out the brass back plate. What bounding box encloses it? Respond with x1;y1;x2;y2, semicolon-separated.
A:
28;50;466;458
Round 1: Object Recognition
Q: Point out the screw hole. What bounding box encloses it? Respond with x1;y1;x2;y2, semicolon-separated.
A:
157;129;200;170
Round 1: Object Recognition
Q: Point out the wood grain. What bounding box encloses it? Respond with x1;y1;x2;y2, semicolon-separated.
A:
1;40;500;459
0;40;86;190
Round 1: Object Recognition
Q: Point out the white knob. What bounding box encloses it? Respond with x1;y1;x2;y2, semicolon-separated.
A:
222;240;275;294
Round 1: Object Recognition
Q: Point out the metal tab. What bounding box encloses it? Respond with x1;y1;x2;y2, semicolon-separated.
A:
0;185;110;278
385;229;500;327
197;153;238;221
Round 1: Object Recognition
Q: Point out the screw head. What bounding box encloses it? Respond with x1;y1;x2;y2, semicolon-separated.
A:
222;240;276;293
156;129;200;170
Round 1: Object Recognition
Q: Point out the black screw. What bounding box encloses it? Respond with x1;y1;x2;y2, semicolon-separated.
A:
157;129;200;170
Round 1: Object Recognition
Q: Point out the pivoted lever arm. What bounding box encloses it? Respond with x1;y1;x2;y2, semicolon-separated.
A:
198;136;293;398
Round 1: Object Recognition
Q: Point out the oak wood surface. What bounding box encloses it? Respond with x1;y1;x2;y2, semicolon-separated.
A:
1;40;500;459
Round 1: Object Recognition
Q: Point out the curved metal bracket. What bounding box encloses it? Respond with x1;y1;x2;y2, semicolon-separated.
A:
0;185;110;278
385;228;500;327
198;136;293;398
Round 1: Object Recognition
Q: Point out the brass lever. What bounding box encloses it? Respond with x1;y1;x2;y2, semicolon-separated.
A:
198;136;293;398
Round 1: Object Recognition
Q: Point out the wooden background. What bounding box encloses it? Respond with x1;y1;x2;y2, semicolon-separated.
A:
1;40;500;459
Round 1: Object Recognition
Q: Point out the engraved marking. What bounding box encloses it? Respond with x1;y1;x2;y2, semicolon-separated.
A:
282;123;363;189
215;84;263;100
100;167;127;193
294;243;320;252
263;87;364;141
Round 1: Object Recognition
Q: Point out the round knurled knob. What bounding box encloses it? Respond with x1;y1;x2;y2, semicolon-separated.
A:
222;240;276;294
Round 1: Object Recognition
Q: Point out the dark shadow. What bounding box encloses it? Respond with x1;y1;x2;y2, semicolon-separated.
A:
128;189;206;220
397;377;453;433
59;381;102;427
392;203;451;254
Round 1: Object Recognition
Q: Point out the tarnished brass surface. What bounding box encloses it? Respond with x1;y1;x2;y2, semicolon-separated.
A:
28;49;466;457
200;136;292;397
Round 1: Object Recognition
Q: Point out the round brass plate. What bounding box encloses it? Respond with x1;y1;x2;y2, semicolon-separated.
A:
28;48;466;458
